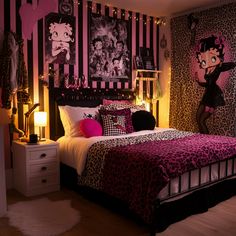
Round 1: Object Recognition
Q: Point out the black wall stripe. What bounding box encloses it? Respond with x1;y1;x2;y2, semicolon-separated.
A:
27;38;34;133
136;13;140;55
49;63;55;140
113;7;117;19
38;19;44;110
143;15;147;48
150;17;153;50
104;5;109;89
27;0;33;133
128;11;132;89
59;64;64;87
156;100;159;126
68;1;75;82
97;81;101;89
4;0;10;31
105;81;109;89
95;3;101;90
96;3;101;15
121;9;125;19
121;9;126;90
156;25;160;69
105;5;109;16
136;79;139;98
27;41;33;101
16;0;22;36
143;80;147;100
87;0;92;88
150;80;153;99
69;65;74;82
78;0;83;78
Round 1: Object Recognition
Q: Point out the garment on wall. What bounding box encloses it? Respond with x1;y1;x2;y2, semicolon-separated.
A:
0;31;28;109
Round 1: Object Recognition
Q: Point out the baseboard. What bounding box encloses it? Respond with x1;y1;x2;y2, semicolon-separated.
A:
6;168;13;189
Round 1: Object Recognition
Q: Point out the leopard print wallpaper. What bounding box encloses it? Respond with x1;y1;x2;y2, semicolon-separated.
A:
170;2;236;136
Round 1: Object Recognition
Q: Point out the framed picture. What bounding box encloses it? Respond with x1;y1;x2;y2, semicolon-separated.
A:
133;56;144;69
140;47;155;70
45;13;76;65
89;13;131;83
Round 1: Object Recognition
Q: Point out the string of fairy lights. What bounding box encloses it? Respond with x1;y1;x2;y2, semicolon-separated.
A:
72;0;166;25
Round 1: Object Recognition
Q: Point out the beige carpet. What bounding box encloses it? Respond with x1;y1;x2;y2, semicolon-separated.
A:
6;198;80;236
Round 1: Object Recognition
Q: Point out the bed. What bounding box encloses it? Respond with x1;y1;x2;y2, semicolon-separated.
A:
48;85;236;235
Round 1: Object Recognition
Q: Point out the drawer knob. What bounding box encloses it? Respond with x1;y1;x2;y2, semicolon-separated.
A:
41;179;47;183
41;166;47;171
40;153;47;158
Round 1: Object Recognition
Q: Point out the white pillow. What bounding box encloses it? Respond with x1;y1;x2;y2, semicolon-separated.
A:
58;105;100;137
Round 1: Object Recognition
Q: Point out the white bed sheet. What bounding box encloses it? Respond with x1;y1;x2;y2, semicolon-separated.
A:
57;127;173;175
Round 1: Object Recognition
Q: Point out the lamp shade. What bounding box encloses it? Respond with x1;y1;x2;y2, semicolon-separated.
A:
34;112;47;127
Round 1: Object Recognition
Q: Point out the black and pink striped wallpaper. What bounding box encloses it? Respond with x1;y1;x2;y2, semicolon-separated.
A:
1;0;160;129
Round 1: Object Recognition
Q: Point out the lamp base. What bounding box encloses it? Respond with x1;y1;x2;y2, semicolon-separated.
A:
39;138;46;142
38;127;46;142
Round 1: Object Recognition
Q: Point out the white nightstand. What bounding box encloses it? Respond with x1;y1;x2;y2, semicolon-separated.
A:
12;139;60;197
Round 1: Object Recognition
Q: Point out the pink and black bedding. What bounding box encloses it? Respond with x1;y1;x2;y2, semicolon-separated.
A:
57;128;236;232
76;130;236;223
49;87;236;234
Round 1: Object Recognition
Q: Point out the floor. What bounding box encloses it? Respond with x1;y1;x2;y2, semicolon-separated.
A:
1;188;236;236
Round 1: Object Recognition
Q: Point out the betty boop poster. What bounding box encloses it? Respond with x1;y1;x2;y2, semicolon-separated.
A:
45;13;75;65
193;35;236;134
89;13;131;83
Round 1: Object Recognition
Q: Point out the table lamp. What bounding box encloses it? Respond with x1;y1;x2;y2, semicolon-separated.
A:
20;103;40;142
34;111;47;141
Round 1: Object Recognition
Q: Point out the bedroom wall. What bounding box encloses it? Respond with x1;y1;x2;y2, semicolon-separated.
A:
169;2;236;136
0;0;161;170
158;18;171;128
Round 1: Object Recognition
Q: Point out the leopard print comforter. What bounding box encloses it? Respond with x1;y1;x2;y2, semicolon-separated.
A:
79;130;236;224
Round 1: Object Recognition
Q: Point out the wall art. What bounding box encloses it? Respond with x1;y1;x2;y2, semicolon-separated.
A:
45;13;76;64
89;13;131;85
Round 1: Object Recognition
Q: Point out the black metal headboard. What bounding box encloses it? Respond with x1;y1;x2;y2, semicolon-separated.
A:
48;85;135;140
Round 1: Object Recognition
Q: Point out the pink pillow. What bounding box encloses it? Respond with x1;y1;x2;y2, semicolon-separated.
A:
79;119;103;138
102;99;132;106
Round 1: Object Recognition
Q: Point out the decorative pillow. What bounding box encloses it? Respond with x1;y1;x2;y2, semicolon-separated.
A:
79;118;103;138
58;105;100;137
102;99;132;106
100;103;146;113
99;108;133;136
132;110;156;131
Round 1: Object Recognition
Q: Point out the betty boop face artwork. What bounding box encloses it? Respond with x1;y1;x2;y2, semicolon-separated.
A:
196;35;224;70
45;13;75;64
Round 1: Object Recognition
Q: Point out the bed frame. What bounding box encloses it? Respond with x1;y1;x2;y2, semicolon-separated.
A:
48;82;236;235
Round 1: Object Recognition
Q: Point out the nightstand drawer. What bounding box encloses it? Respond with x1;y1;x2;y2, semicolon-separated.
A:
29;174;59;188
29;149;57;162
29;162;58;177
